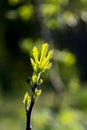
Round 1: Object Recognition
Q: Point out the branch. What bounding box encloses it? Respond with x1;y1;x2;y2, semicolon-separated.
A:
26;99;34;130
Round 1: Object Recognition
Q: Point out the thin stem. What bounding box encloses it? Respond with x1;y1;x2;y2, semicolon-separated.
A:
26;76;39;130
26;99;35;130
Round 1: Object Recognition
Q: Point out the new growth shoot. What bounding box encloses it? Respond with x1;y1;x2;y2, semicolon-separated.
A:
23;43;53;130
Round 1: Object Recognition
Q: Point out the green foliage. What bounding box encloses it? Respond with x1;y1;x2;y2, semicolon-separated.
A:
63;11;78;27
54;49;76;66
74;88;87;110
17;5;34;21
41;4;59;18
55;108;85;130
0;95;87;130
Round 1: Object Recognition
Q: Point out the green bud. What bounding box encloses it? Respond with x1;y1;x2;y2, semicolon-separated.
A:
33;89;42;101
38;79;43;85
32;74;37;84
23;92;31;111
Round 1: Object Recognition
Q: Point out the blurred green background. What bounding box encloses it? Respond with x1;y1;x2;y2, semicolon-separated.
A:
0;0;87;130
